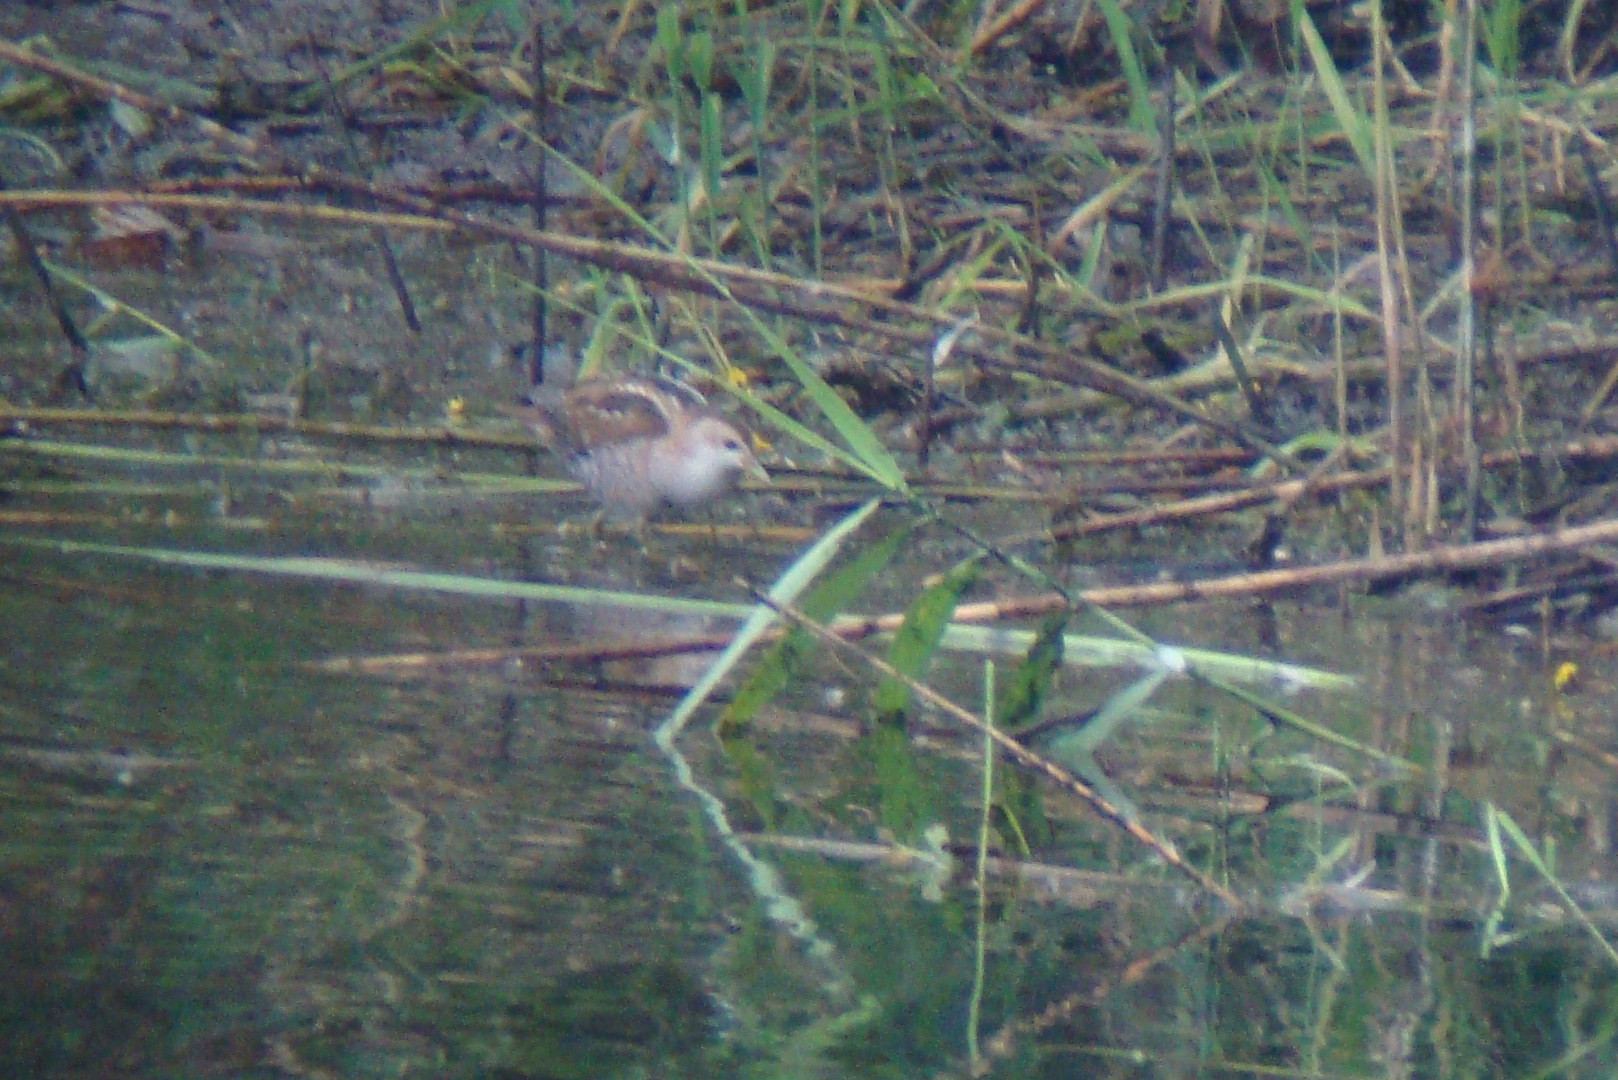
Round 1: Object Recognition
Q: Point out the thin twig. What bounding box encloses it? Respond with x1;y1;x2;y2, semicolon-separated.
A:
882;516;1618;620
307;34;420;333
1210;308;1268;429
0;405;537;446
0;170;89;398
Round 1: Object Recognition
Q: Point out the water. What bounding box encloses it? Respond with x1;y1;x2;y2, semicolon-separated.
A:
3;500;1616;1078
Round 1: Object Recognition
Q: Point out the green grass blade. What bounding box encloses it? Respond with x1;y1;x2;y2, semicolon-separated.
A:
1291;0;1373;177
1488;804;1618;969
658;496;883;742
873;555;981;717
1096;0;1155;132
2;536;752;618
719;519;914;731
995;610;1067;730
768;346;907;490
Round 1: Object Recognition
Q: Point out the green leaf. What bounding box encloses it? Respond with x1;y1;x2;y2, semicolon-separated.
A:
657;5;685;83
996;610;1068;730
1043;665;1174;823
1484;0;1522;78
1096;0;1154;132
1291;0;1373;177
718;520;913;733
107;99;153;138
741;38;776;118
721;734;781;832
771;346;907;490
873;555;981;718
688;31;714;90
1;537;754;617
700;92;723;210
648;499;884;966
659;497;884;746
863;722;934;838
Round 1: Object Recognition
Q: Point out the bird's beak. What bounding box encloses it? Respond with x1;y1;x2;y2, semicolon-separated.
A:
744;433;771;484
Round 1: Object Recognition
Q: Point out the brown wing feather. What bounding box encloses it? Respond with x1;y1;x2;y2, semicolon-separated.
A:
559;379;679;449
641;376;711;413
505;376;713;454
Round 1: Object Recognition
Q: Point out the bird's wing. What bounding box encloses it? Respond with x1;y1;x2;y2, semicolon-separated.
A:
557;379;680;450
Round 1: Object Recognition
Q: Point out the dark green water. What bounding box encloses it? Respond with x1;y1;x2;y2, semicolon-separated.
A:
2;512;1616;1079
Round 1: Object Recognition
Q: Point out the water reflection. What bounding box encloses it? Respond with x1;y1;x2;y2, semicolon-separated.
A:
543;601;742;692
3;535;1618;1077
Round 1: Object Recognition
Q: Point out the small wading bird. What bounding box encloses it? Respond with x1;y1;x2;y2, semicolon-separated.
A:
507;375;766;517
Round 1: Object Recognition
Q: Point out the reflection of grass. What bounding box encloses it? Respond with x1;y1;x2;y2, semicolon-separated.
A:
1484;804;1618;970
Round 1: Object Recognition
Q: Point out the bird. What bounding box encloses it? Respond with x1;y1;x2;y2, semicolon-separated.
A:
506;375;766;517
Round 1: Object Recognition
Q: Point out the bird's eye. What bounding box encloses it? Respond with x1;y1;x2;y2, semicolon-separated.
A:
723;438;742;451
